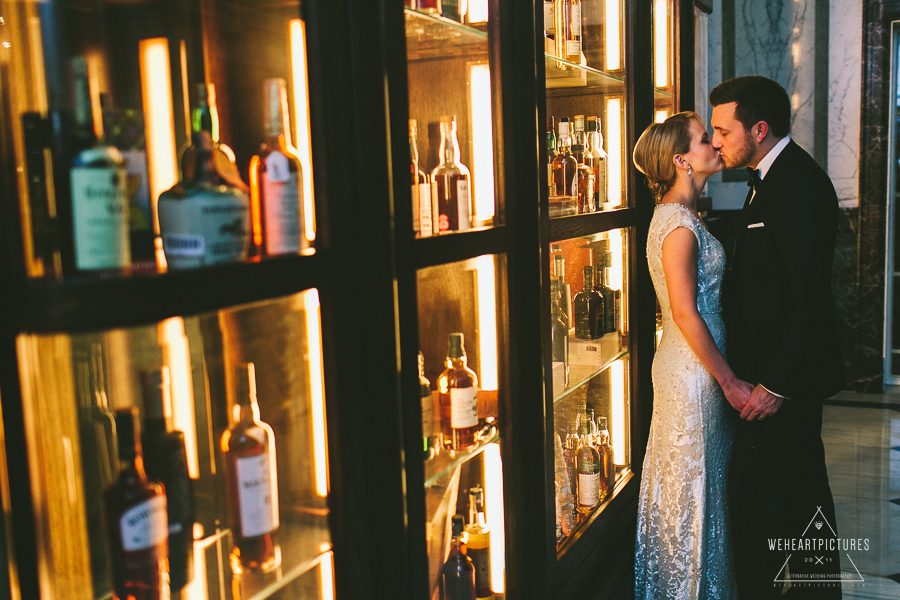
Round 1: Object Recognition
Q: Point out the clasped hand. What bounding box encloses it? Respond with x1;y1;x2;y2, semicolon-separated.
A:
722;380;783;421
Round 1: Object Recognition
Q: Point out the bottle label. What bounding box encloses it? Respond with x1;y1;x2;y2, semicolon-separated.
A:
120;495;168;552
594;159;607;205
578;470;601;506
236;453;280;537
265;150;291;183
163;233;206;257
411;183;420;232
544;3;554;34
456;179;471;230
70;166;131;270
419;182;433;237
450;387;478;428
567;39;581;58
261;167;302;254
421;389;433;438
467;544;492;597
570;5;581;37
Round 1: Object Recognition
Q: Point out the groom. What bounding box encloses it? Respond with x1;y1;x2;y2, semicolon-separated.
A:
710;75;845;599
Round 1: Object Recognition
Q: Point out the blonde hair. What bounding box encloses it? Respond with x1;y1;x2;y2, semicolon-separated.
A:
632;111;703;202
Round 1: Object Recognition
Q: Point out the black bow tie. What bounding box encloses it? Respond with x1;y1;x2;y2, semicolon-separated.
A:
747;168;762;190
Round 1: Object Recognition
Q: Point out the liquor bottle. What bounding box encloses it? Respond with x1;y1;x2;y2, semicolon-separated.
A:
180;83;248;193
410;119;433;237
553;432;576;539
575;417;602;514
586;116;608;207
544;0;555;53
563;418;579;500
158;143;251;269
573;266;603;340
572;115;595;213
551;118;577;199
104;407;169;600
553;0;582;64
438;333;480;451
22;112;59;276
465;487;493;599
596;416;615;497
550;280;569;387
442;514;476;600
593;245;617;335
431;116;472;233
546;116;557;199
141;367;195;592
419;352;436;459
66;56;131;274
221;363;281;573
443;0;459;20
250;78;307;256
553;251;571;325
418;0;441;13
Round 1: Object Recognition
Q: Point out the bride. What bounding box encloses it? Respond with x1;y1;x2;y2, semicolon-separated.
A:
632;112;752;599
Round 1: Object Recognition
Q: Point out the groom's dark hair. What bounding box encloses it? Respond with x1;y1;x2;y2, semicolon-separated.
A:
709;75;791;138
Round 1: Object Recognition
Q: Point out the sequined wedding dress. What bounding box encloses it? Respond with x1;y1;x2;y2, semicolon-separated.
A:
635;203;737;600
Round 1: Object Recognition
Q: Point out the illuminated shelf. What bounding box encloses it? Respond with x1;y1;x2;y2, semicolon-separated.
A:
545;55;673;101
405;8;488;60
549;208;634;241
424;426;500;488
553;337;628;404
556;469;634;556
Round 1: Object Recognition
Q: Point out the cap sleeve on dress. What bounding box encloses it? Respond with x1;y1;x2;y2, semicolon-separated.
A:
654;205;701;250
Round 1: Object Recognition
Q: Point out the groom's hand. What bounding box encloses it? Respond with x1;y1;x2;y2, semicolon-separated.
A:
740;384;785;421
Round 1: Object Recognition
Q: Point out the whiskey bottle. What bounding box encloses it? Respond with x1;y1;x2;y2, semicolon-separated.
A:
553;251;571;325
105;407;169;600
550;280;569;387
250;78;306;256
553;432;576;538
551;118;577;199
586;116;608;207
572;115;595;213
546;116;557;199
575;418;601;515
438;333;480;451
596;416;615;496
66;56;131;273
573;266;603;340
158;143;251;269
553;0;582;64
594;247;617;335
443;514;477;600
418;0;441;13
544;0;555;53
221;363;281;573
563;418;579;500
431;116;472;233
465;487;493;599
141;367;195;592
419;352;436;459
180;83;248;193
410;120;433;237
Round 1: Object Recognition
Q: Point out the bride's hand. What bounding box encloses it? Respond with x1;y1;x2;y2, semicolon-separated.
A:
720;377;753;411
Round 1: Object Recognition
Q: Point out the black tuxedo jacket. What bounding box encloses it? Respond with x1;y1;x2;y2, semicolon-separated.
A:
724;140;844;400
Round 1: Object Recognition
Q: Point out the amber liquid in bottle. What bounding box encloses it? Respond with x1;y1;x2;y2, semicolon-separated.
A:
105;407;170;600
221;363;281;573
575;418;602;515
465;487;493;599
551;119;577;198
572;115;595;213
432;116;472;233
439;333;480;451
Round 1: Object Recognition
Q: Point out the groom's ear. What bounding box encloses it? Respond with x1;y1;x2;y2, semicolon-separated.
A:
751;121;770;144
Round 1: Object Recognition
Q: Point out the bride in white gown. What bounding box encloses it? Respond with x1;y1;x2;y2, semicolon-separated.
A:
632;112;753;600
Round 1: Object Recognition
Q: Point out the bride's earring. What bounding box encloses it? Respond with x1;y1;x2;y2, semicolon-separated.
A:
687;165;693;176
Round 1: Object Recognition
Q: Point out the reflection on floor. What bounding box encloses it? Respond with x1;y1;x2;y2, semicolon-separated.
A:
824;389;900;600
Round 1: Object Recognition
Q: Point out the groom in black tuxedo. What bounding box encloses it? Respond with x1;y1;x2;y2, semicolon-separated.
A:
710;75;845;599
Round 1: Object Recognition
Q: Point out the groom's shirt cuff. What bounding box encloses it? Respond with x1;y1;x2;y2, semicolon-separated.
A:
761;384;788;400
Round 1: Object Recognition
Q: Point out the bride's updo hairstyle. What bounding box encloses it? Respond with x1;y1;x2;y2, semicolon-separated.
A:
633;111;703;203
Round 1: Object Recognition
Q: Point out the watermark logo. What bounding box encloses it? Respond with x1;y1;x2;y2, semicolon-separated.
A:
768;506;869;587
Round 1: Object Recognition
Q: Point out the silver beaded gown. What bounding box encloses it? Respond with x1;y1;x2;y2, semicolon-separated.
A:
635;203;737;600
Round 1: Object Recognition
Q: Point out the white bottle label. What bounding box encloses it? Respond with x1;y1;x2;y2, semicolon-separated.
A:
120;496;168;552
450;387;478;428
567;39;581;58
70;166;131;270
236;453;279;538
411;183;420;232
266;151;291;183
421;391;433;437
544;3;554;34
578;471;600;506
456;179;471;230
163;233;206;257
570;5;581;37
419;182;433;237
595;159;607;204
261;162;302;254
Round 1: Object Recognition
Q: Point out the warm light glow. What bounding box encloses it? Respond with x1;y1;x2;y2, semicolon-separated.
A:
606;98;623;207
84;52;106;139
654;109;669;123
475;255;498;391
484;443;505;594
248;155;264;248
289;19;317;244
304;289;329;497
27;17;48;113
469;63;495;222
467;0;488;23
605;0;621;70
611;359;626;466
182;538;210;600
608;229;624;320
320;551;335;600
158;317;200;479
139;39;178;212
653;0;669;88
179;41;191;140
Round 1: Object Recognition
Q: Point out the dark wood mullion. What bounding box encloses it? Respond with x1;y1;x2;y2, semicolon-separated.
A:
676;0;696;112
548;208;637;242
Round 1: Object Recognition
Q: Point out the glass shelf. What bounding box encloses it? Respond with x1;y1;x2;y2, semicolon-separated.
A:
553;337;627;404
544;54;673;101
405;8;488;60
424;425;500;488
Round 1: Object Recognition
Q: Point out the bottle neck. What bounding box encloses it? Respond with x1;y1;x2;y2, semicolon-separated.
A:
236;397;261;425
439;125;461;166
558;132;571;153
583;270;593;290
446;355;467;370
72;66;97;149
